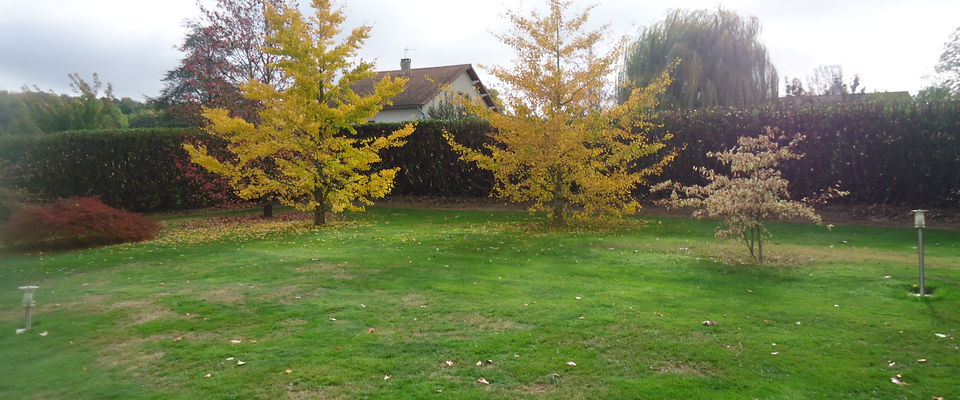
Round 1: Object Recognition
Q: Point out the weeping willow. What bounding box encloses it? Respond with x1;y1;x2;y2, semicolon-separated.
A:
618;8;778;109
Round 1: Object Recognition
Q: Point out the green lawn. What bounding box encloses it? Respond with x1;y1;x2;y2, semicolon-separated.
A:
1;207;958;399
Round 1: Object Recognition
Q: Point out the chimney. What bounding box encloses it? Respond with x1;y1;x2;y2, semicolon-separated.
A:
401;58;411;74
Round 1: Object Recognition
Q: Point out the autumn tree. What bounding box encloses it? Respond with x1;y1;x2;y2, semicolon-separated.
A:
184;0;414;226
929;25;960;96
160;0;298;217
653;127;844;263
157;0;291;125
618;7;778;109
446;0;676;224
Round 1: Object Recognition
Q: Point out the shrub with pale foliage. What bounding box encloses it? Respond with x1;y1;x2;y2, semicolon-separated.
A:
653;127;845;263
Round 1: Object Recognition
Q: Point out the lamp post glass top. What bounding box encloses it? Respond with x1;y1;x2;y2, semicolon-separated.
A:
912;209;926;228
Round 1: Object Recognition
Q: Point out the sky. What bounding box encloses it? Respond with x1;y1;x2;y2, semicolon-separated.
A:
0;0;957;100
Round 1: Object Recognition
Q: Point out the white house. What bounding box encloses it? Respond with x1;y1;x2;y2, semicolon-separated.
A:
354;58;498;122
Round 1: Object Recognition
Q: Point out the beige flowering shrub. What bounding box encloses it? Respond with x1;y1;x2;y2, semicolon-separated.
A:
653;127;845;263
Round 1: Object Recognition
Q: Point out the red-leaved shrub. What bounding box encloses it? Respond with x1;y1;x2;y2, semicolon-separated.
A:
0;197;160;251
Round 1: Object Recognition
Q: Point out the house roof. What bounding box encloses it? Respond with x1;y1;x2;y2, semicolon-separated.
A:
353;63;497;110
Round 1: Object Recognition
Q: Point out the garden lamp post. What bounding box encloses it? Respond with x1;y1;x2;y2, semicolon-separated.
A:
911;210;927;296
19;285;39;330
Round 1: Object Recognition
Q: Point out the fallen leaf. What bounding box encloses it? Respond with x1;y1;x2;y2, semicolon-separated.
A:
477;377;490;385
285;369;293;374
229;339;242;344
383;375;391;380
566;361;577;366
173;336;183;342
890;374;908;385
38;331;48;337
203;373;212;379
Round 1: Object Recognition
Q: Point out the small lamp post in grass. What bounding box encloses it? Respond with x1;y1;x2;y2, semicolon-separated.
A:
911;210;928;296
19;285;39;331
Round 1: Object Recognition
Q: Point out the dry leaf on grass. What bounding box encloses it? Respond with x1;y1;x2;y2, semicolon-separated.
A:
890;374;908;385
285;369;293;374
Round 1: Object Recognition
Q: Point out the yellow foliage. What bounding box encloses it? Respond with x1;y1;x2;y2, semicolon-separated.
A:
183;0;413;225
445;0;675;224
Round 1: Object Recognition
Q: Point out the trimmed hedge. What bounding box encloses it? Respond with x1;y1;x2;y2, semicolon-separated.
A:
0;128;230;211
357;119;493;196
656;101;960;206
1;101;957;210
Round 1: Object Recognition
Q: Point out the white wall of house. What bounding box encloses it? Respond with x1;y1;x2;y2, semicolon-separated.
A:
422;72;486;116
369;71;487;122
370;107;425;123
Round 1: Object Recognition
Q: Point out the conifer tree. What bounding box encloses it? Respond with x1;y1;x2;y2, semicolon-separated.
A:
446;0;675;224
185;0;413;225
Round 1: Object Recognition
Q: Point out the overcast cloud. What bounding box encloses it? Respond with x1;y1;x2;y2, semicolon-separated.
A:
1;0;957;100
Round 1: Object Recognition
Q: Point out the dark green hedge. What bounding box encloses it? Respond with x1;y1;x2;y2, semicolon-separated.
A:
656;101;960;206
356;119;494;196
1;102;957;211
0;128;226;211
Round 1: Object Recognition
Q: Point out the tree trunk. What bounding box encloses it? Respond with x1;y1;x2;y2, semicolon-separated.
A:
757;228;764;264
313;208;325;225
551;200;565;225
262;201;273;218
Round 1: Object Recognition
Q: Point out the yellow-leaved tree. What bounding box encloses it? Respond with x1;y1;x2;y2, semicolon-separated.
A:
445;0;675;224
184;0;414;225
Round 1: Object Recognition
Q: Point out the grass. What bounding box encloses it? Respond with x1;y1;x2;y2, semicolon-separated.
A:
0;206;958;399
